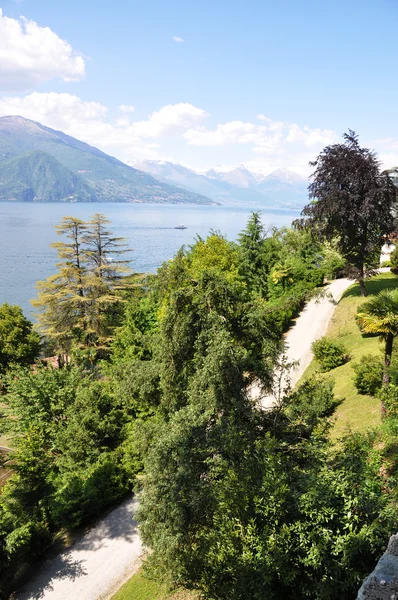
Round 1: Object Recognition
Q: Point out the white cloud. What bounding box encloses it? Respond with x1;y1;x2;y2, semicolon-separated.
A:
0;92;353;175
184;116;337;164
184;121;260;146
119;104;135;113
0;8;85;91
0;93;208;163
173;36;184;43
0;92;107;131
130;103;207;138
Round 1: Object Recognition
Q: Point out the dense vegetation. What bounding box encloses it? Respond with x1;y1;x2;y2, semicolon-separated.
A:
1;132;398;599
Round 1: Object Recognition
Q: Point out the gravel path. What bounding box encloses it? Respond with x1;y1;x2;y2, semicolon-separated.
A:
252;277;355;408
15;496;142;600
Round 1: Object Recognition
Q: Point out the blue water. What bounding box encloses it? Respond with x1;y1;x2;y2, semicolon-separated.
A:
0;202;299;318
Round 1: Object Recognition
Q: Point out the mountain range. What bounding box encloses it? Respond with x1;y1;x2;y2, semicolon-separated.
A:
0;116;215;205
132;160;309;208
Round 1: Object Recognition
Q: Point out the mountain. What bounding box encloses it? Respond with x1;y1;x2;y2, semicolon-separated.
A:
205;166;259;189
134;160;308;208
0;116;215;205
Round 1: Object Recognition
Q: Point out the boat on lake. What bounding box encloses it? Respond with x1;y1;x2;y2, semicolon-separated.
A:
174;224;187;230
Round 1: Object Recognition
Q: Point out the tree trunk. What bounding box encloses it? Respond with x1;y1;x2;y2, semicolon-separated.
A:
381;332;394;416
358;266;367;297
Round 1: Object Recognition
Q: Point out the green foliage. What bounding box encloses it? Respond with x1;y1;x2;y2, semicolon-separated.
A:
0;303;40;372
2;212;396;600
138;379;391;600
378;384;398;419
286;376;337;429
390;247;398;273
32;214;135;360
356;287;398;389
352;355;383;395
312;337;350;371
302;131;396;294
50;453;128;528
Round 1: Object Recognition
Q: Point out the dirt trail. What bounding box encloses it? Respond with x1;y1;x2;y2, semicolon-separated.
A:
15;496;142;600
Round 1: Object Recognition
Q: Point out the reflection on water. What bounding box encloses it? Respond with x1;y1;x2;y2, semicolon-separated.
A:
0;202;299;317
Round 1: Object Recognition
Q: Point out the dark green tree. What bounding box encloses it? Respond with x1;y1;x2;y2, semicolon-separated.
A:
302;131;396;295
0;303;40;372
237;212;270;296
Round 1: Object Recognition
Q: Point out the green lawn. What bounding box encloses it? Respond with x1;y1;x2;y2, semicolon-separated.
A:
301;272;398;438
112;569;199;600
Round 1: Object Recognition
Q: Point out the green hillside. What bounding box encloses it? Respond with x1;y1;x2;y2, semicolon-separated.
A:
0;151;97;202
0;116;215;204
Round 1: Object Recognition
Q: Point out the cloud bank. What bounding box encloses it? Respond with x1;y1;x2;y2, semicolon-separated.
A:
0;9;85;91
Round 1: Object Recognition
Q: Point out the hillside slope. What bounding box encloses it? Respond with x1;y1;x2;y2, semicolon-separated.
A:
0;116;215;205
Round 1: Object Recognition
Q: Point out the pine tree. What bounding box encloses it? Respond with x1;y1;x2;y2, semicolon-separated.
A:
32;214;135;360
82;213;133;349
32;217;89;358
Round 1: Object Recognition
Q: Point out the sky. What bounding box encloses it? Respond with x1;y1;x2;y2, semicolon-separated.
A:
1;0;398;175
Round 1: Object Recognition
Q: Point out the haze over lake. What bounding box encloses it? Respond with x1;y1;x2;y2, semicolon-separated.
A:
0;202;299;317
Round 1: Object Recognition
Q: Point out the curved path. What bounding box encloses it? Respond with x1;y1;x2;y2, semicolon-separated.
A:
15;276;359;600
253;277;354;408
15;496;142;600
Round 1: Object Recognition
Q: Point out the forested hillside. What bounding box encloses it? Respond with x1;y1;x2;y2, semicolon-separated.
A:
0;116;215;205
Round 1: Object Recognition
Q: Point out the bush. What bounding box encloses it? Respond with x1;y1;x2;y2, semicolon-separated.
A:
311;337;349;371
379;384;398;419
352;355;383;395
390;247;398;274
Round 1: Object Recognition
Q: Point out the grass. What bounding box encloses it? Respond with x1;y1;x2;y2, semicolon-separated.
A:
301;272;398;438
111;569;199;600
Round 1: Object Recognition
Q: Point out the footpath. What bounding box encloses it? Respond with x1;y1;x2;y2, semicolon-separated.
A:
15;497;142;600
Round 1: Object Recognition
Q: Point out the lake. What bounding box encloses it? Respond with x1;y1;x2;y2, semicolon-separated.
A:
0;202;299;318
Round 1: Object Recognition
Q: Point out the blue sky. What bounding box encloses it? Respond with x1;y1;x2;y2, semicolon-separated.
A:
1;0;398;174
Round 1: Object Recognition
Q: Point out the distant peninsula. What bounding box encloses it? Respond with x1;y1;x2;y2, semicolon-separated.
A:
0;116;216;205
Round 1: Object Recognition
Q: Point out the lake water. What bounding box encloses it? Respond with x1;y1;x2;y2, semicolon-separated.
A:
0;202;299;318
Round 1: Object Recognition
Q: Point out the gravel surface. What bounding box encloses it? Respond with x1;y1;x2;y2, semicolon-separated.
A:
15;496;142;600
252;277;354;408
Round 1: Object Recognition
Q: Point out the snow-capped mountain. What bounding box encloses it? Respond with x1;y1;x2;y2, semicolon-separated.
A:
131;160;308;208
205;166;259;189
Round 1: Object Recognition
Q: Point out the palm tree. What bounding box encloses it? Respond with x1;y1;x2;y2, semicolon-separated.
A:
357;289;398;411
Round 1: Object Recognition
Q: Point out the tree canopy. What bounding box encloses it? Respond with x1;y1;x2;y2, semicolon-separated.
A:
302;131;396;295
0;303;40;372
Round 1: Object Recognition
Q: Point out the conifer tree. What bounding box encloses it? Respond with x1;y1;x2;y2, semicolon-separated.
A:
32;214;134;359
32;217;89;358
83;213;133;349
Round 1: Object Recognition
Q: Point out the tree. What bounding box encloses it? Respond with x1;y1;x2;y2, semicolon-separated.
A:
0;303;40;372
356;288;398;406
82;213;134;351
237;212;270;296
32;217;89;357
32;214;134;359
302;131;396;296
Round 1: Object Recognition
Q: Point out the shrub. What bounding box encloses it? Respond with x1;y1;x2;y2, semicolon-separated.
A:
379;384;398;419
390;247;398;274
311;337;349;371
352;355;383;395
